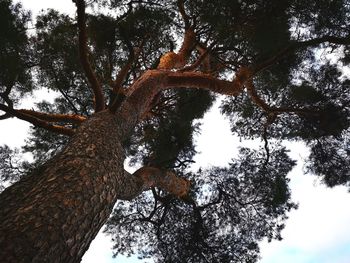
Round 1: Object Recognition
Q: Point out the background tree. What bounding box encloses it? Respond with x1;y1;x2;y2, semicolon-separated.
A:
0;0;349;262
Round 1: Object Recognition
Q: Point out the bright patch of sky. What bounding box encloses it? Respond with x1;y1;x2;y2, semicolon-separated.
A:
3;1;350;263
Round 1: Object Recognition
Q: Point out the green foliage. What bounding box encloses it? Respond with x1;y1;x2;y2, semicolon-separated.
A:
289;83;325;103
106;145;296;262
35;10;94;114
0;145;22;189
222;63;350;141
1;0;350;261
307;134;350;188
126;88;213;168
0;0;32;103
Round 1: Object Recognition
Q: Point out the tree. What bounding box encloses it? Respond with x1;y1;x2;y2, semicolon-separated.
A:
0;0;349;262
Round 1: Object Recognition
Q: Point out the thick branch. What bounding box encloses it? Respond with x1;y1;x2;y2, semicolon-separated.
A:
0;104;75;136
117;68;252;138
0;86;14;108
75;0;105;112
17;109;86;124
0;113;11;120
117;167;190;200
157;28;196;70
177;0;191;29
166;69;250;96
245;79;271;112
118;34;350;138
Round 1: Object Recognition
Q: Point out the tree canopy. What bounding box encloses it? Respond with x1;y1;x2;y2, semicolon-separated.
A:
0;0;349;262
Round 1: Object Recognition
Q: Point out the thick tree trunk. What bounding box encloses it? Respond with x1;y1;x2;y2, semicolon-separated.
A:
0;67;244;262
0;111;130;263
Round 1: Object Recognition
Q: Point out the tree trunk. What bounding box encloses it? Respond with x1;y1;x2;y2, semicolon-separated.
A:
0;68;245;262
0;111;131;263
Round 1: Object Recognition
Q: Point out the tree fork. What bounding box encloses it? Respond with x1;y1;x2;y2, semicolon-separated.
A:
117;167;191;201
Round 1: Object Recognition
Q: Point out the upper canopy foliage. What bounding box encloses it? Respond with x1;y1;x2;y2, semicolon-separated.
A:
0;0;350;262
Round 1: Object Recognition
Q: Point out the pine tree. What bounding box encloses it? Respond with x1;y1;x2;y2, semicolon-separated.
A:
0;0;349;262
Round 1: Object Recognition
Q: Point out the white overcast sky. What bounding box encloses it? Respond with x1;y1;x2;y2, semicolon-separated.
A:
2;1;350;263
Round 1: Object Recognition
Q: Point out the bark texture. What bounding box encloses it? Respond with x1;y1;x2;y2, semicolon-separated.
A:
118;167;191;201
0;36;247;262
0;109;191;262
0;111;127;263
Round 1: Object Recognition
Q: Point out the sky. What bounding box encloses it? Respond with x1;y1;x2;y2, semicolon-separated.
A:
2;1;350;262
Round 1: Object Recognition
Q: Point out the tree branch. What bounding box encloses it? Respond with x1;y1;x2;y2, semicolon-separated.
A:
0;104;75;136
0;85;14;108
109;39;144;113
246;79;319;116
0;113;11;120
253;35;350;73
177;0;191;29
178;42;217;72
118;35;350;136
157;13;196;71
116;68;252;138
244;35;350;114
17;109;86;124
48;64;80;114
117;167;191;200
245;79;271;112
166;69;251;95
74;0;105;112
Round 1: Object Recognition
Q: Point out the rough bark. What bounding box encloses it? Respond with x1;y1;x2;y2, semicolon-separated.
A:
118;167;191;201
117;69;249;137
157;28;196;69
0;108;191;262
0;45;250;263
0;111;127;262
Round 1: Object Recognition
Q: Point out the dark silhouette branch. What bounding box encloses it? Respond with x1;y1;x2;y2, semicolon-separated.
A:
246;79;319;116
253;35;350;73
0;85;14;108
177;0;191;29
245;79;271;112
179;41;217;72
262;113;277;166
48;64;80;114
56;87;81;115
0;113;11;120
109;39;144;113
74;0;105;112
